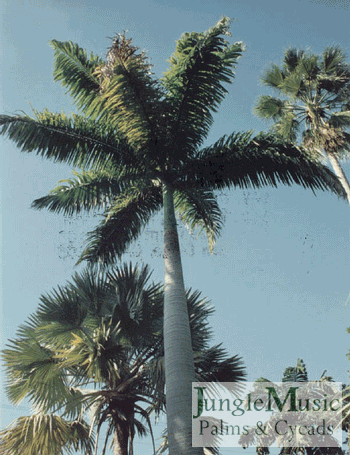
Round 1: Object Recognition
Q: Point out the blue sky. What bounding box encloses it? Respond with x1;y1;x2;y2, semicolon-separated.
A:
1;0;350;452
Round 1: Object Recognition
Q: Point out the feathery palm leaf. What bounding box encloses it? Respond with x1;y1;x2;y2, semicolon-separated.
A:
181;132;345;195
32;169;125;215
162;17;244;157
185;289;214;353
50;39;103;117
79;184;163;264
94;33;164;155
0;110;134;170
174;187;223;252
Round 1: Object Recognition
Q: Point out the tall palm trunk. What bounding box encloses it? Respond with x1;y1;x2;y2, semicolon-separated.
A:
327;152;350;204
113;424;129;455
163;183;201;455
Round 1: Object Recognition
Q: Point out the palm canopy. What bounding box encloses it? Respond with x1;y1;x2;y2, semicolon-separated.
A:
1;263;246;455
0;21;347;265
254;46;350;202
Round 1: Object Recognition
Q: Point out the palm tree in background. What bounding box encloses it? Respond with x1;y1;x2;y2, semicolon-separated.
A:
255;46;350;203
1;263;246;455
0;18;346;454
239;359;343;455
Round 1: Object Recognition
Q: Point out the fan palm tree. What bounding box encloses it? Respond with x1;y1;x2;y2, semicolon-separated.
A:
255;46;350;203
1;263;246;455
239;359;343;455
0;19;346;454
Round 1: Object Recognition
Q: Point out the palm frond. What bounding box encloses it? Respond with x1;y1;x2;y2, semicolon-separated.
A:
162;17;244;156
180;131;347;198
0;414;93;455
279;70;303;97
69;267;116;317
283;48;305;73
36;285;88;329
254;95;287;121
282;358;308;382
299;53;319;82
130;407;149;438
60;387;91;420
174;187;224;251
256;45;350;203
271;114;300;142
195;344;246;384
186;289;214;353
54;323;126;383
0;111;135;169
261;64;285;90
322;45;348;76
50;39;104;117
106;263;163;347
32;168;125;216
94;33;164;154
2;333;70;411
78;184;163;264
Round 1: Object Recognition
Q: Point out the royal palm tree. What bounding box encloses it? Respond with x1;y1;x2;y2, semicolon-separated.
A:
255;46;350;203
1;263;246;455
0;19;346;454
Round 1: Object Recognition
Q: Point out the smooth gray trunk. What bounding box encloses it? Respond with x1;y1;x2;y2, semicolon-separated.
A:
327;152;350;205
113;425;129;455
163;183;201;455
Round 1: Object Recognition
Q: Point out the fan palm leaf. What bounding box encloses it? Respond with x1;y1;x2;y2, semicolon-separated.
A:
3;328;71;411
0;414;93;455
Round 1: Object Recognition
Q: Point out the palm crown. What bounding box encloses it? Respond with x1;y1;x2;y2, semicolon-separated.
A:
255;46;350;203
0;23;346;264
